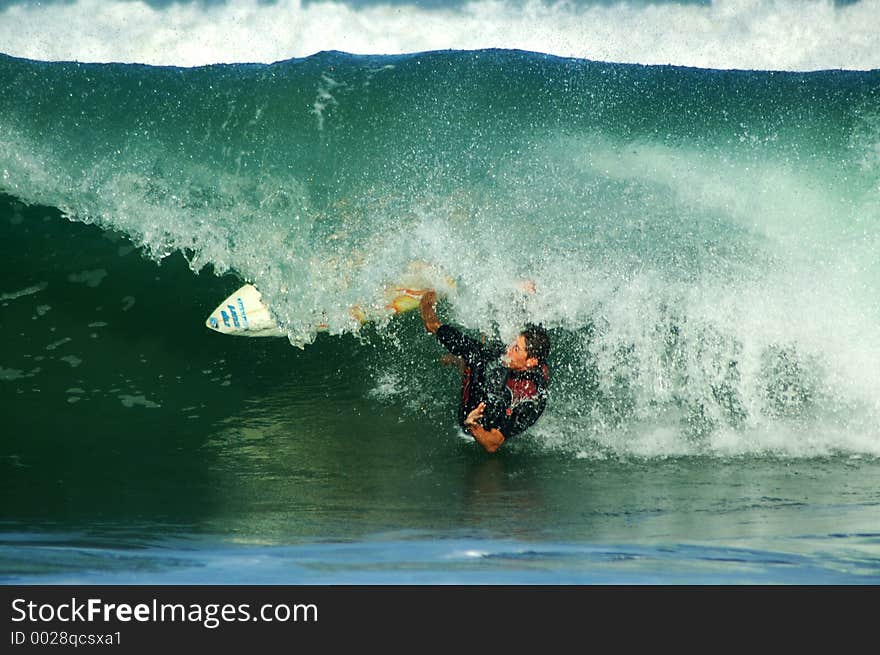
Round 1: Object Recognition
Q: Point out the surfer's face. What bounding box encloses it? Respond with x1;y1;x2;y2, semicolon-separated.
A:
505;334;538;371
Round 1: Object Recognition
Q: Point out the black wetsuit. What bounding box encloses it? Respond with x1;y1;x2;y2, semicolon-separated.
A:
436;324;549;440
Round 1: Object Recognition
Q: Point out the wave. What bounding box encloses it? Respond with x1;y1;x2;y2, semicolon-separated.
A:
1;49;878;455
1;0;879;71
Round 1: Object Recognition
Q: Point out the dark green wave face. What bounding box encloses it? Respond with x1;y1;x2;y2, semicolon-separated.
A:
1;50;879;455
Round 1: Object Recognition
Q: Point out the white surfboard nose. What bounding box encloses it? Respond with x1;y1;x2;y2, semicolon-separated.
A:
205;284;285;337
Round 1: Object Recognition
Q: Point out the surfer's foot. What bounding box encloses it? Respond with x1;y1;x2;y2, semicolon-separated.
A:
440;354;466;373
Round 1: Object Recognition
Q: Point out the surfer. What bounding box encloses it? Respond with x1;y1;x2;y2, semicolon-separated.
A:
419;290;550;453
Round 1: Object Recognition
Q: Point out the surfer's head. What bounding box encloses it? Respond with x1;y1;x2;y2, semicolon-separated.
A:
505;323;550;371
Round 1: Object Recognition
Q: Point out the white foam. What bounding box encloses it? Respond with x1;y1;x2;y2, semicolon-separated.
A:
368;371;404;400
45;337;72;351
68;269;107;288
0;366;26;381
1;0;877;71
119;394;161;408
0;282;47;302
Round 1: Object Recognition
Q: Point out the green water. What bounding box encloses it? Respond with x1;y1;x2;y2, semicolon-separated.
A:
1;48;879;582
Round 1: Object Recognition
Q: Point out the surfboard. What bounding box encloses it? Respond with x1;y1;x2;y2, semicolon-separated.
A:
205;283;286;337
205;261;455;337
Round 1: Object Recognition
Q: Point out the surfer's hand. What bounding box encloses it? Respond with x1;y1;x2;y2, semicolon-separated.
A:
464;402;485;429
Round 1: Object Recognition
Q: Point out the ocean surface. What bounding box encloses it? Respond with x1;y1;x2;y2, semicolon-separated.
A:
1;0;880;584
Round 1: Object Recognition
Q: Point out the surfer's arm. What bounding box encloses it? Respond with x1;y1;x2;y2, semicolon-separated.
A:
419;290;442;333
421;290;484;359
468;424;506;453
421;290;489;360
435;324;486;361
464;402;506;453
